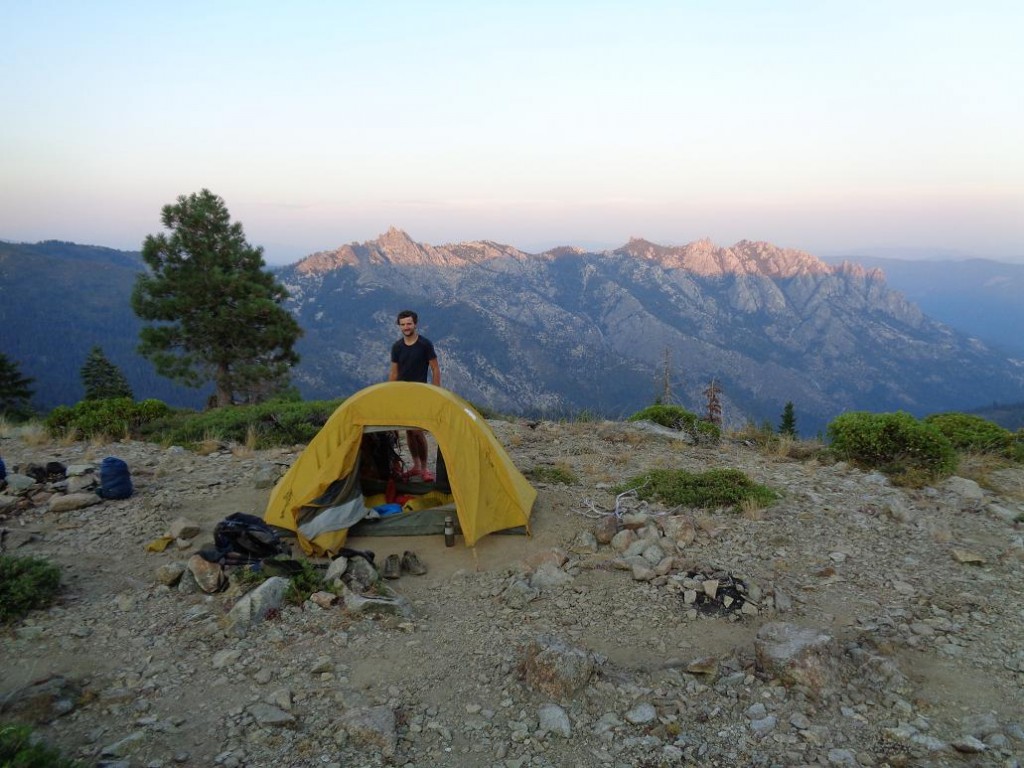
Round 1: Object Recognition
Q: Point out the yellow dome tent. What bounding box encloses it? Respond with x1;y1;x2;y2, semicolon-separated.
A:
264;382;536;556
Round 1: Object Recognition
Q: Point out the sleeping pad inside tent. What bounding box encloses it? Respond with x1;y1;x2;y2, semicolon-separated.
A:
263;382;537;556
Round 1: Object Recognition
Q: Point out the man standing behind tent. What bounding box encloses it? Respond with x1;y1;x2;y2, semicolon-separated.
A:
388;309;441;481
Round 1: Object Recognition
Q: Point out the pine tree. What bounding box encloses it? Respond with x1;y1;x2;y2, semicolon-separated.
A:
81;346;134;401
779;401;798;437
131;189;303;406
0;353;35;418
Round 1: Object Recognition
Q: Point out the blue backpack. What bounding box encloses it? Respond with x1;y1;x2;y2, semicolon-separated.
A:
97;457;133;499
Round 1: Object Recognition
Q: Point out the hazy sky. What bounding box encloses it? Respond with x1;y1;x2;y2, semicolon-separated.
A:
2;1;1022;265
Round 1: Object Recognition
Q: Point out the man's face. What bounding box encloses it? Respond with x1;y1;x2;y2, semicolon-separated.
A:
398;317;417;337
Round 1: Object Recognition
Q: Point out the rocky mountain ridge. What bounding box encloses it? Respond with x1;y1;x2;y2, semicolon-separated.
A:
4;235;1023;433
278;230;1024;434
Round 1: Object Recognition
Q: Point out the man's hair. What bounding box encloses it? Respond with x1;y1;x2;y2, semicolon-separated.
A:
396;309;418;324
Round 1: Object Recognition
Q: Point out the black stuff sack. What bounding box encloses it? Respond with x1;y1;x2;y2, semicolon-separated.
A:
97;457;133;499
212;513;285;564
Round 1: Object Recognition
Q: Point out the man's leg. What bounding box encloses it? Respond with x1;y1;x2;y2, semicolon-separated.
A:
406;429;428;474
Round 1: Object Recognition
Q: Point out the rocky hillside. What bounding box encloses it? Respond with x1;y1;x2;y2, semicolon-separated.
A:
280;230;1024;434
1;421;1022;767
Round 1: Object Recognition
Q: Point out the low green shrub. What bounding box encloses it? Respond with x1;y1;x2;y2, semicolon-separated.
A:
924;412;1015;456
234;557;327;605
628;404;721;445
0;555;62;623
45;397;171;439
138;398;345;449
612;467;778;510
527;464;578;485
0;723;83;767
827;411;957;484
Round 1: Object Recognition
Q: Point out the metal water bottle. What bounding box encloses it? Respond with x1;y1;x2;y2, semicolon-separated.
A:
444;514;455;547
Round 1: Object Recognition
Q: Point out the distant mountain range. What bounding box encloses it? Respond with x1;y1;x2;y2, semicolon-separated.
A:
822;254;1024;356
0;240;210;410
3;234;1023;434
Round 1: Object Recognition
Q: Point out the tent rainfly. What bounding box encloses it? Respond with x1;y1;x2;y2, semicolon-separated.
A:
264;382;536;556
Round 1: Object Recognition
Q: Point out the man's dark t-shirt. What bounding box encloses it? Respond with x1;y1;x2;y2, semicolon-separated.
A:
391;336;436;382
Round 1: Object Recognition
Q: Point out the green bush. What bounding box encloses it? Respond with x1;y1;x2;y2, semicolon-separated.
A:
827;411;957;483
612;467;778;510
45;397;172;439
526;464;578;485
923;412;1014;456
628;404;721;445
0;723;83;767
0;555;61;623
234;557;327;605
139;398;345;448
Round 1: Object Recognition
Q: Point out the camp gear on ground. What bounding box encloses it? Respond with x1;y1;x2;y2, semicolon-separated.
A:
382;553;402;580
264;382;536;555
96;457;133;499
402;550;427;575
444;514;455;547
212;512;285;564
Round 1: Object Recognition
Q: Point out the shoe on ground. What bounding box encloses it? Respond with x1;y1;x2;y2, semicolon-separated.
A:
402;550;427;576
382;553;402;580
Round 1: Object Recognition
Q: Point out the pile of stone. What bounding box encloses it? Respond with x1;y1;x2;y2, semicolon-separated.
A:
0;460;107;519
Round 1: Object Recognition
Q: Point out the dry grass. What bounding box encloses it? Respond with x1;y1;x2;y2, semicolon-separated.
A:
19;422;50;447
953;451;1015;492
739;497;767;520
193;434;224;456
57;426;81;446
231;424;260;458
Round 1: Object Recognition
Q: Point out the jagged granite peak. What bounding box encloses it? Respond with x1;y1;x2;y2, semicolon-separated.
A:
294;227;530;275
616;237;833;278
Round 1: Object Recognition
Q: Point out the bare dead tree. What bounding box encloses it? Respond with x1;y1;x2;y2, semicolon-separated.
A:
704;378;722;426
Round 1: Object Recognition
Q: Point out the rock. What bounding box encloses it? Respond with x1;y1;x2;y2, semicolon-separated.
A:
154;562;186;587
248;703;296;727
754;622;837;694
941;476;985;507
337;705;397;757
624;702;657;725
569;530;599;554
661;515;696;547
227;576;290;635
187;554;225;593
951;735;988;753
502;578;541;608
168;517;201;539
538;703;572;737
1;675;81;722
631;562;656;581
342;556;379;593
5;474;37;493
253;463;282;489
609;528;636;552
66;474;97;493
100;730;146;757
594;514;619;544
339;584;413;618
530;561;573;591
518;635;599;700
309;590;337;608
212;649;242;669
325;556;348;583
950;548;986;565
0;494;20;512
48;492;102;512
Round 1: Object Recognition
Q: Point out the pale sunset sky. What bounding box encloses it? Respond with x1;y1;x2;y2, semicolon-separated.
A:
1;1;1021;264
